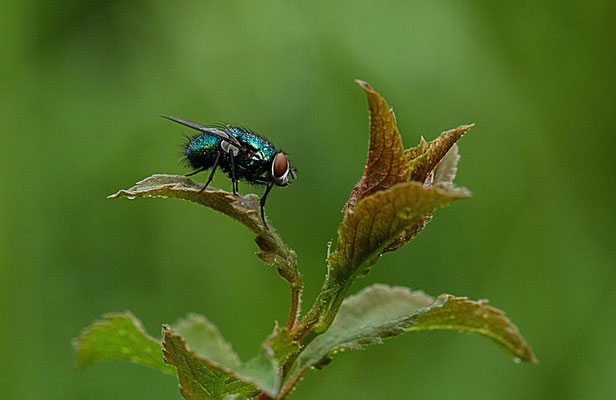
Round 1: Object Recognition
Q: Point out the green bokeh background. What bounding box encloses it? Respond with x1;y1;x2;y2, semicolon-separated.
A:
2;1;615;399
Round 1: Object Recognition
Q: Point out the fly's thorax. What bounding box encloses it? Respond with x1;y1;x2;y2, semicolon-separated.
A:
237;134;277;174
232;148;271;177
229;128;276;158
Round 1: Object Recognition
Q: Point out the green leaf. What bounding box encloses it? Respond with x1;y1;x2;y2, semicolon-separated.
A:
173;314;241;368
109;174;300;288
162;325;264;400
172;314;280;396
328;182;470;282
297;284;536;375
73;312;175;375
230;324;300;398
297;284;435;371
263;324;300;367
345;80;411;211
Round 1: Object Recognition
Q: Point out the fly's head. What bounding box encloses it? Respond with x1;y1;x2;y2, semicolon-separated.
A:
270;152;296;187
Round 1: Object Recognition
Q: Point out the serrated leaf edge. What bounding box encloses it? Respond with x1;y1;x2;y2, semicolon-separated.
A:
162;325;275;398
73;311;176;374
408;295;538;363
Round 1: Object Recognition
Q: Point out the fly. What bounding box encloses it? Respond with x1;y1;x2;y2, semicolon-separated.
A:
162;116;296;229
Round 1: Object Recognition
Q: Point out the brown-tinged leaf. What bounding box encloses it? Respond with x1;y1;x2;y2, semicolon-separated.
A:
328;181;470;282
73;312;175;375
405;124;474;183
109;174;300;288
383;134;469;254
407;295;538;363
345;81;411;211
294;84;474;350
381;215;432;254
162;325;264;400
404;136;428;160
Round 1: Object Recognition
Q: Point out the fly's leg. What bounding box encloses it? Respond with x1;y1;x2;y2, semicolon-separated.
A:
199;151;222;193
229;152;238;195
220;140;241;195
260;182;274;230
232;175;239;194
185;167;206;177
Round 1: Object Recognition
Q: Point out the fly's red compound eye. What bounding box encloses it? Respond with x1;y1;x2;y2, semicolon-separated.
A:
273;153;289;178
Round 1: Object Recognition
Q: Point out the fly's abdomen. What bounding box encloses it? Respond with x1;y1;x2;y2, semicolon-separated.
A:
184;134;221;170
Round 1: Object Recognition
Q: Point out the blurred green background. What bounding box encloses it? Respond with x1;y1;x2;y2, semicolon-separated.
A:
2;1;615;399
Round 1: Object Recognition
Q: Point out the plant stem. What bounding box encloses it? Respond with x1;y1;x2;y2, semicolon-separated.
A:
286;287;302;329
278;276;350;392
278;264;360;395
277;368;309;400
291;277;350;345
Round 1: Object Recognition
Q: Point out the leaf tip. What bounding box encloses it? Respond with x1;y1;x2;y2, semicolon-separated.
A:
355;79;373;92
441;185;472;199
459;123;475;134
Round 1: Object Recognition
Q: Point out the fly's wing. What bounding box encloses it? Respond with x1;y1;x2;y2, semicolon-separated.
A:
162;116;246;150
